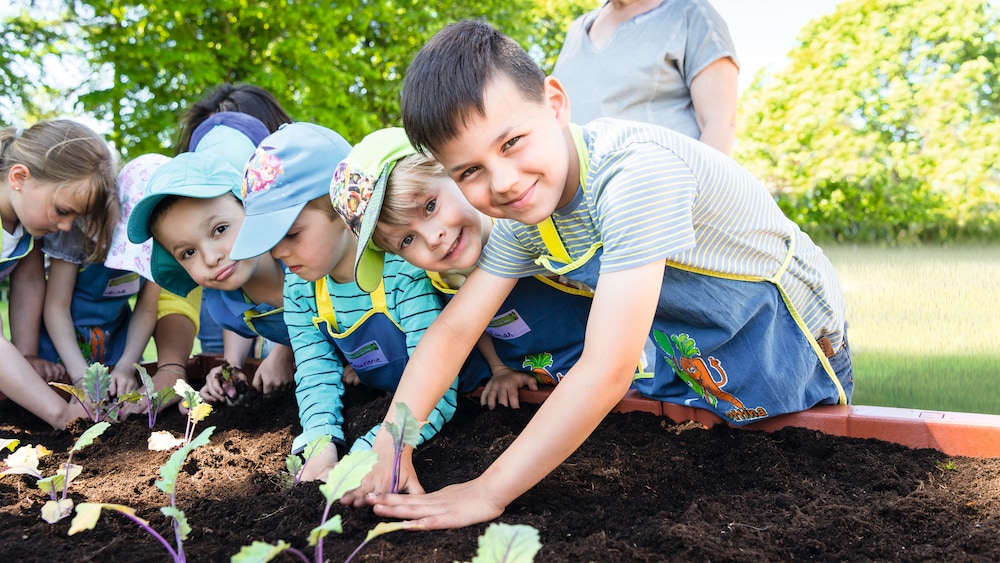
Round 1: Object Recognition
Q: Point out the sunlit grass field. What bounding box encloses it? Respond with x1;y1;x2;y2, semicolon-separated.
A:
3;243;999;414
824;243;1000;415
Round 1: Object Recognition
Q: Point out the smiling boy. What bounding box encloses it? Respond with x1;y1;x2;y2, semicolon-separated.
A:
348;20;853;529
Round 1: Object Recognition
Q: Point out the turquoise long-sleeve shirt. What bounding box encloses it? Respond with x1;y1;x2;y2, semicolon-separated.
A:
283;253;459;453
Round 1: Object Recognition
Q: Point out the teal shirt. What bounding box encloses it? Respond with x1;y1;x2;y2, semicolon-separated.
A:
283;254;455;452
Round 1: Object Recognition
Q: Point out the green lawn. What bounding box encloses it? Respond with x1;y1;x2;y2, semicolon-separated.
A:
823;243;1000;414
3;243;999;414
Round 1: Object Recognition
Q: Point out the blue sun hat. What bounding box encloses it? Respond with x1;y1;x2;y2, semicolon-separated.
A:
329;127;417;293
229;122;352;260
126;152;244;296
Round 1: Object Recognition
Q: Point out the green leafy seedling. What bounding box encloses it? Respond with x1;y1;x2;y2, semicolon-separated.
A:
50;363;142;422
35;422;110;523
135;364;178;429
70;426;216;563
232;448;416;563
282;434;333;489
382;403;422;494
175;379;212;445
459;523;542;563
1;423;109;523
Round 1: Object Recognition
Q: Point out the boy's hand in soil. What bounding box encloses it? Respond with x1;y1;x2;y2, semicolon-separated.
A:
200;362;248;403
109;365;139;396
24;356;67;383
249;344;295;394
341;429;424;507
371;476;505;530
299;442;340;482
480;366;537;410
342;364;360;386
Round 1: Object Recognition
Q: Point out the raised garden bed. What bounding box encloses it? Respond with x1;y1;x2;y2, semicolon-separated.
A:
1;355;998;561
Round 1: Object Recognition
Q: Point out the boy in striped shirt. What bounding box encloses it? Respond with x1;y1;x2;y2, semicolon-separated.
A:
348;20;853;528
228;122;481;482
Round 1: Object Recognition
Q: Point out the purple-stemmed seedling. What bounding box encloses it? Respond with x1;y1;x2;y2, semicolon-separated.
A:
50;363;142;423
134;365;178;429
381;403;421;494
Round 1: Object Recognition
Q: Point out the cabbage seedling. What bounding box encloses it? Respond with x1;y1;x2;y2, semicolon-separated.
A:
461;523;542;563
382;403;422;494
69;426;215;563
232;449;420;563
282;434;333;489
0;422;110;523
134;364;178;429
51;363;141;422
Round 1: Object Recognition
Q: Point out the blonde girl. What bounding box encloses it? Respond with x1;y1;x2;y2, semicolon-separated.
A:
0;120;118;428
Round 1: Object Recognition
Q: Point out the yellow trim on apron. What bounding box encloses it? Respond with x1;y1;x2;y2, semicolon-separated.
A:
312;276;403;338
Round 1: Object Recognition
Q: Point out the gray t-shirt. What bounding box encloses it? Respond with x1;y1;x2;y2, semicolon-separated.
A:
553;0;738;138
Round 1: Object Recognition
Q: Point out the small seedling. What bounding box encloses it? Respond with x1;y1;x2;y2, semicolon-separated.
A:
1;423;109;523
70;426;215;563
282;434;333;489
148;379;212;451
134;364;178;429
460;523;542;563
382;403;422;494
219;360;250;406
233;449;418;563
51;363;142;422
937;459;957;471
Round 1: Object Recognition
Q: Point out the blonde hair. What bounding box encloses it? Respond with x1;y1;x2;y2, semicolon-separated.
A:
0;120;118;262
371;152;447;249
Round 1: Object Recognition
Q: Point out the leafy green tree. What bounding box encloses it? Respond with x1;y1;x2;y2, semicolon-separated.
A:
736;0;1000;242
1;1;591;158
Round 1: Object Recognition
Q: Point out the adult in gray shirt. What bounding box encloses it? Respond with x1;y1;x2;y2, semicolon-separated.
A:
553;0;739;155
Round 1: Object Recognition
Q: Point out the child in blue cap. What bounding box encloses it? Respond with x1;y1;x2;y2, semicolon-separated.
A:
330;127;594;410
126;113;295;406
229;122;486;481
347;21;854;528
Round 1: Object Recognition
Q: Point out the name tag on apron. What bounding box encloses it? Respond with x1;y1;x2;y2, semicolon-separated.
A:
103;272;140;298
345;339;389;370
486;308;532;340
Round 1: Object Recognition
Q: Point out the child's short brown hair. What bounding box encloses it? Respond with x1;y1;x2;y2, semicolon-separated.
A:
401;20;546;154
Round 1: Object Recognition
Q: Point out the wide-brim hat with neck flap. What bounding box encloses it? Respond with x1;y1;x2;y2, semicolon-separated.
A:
329;127;416;293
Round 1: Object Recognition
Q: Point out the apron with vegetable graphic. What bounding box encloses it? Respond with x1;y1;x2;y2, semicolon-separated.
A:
529;126;850;424
0;231;33;281
205;288;290;346
39;264;140;366
428;273;592;385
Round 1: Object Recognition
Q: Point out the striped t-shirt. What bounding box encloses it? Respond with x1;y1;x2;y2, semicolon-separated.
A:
479;118;846;348
283;253;455;452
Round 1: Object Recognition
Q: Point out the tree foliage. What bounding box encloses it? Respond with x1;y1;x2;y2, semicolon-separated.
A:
737;0;1000;242
1;0;593;158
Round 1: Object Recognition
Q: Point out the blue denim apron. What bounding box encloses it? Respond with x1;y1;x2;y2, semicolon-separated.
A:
429;273;591;385
530;126;851;425
39;264;141;366
0;232;33;281
204;288;290;346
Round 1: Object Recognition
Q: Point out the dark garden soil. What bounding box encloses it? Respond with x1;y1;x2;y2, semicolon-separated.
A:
2;376;999;562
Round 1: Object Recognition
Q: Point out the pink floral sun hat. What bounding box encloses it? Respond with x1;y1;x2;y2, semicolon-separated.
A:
104;153;171;280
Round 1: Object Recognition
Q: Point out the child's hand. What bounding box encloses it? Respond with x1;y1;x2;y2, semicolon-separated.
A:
299;442;340;482
24;356;68;383
109;365;138;396
116;396;149;420
341;430;424;507
250;349;295;394
342;364;360;386
480;366;538;410
200;364;247;403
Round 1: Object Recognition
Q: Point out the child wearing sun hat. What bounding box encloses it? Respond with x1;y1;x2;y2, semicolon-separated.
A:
329;127;594;410
125;113;296;406
229;122;489;481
